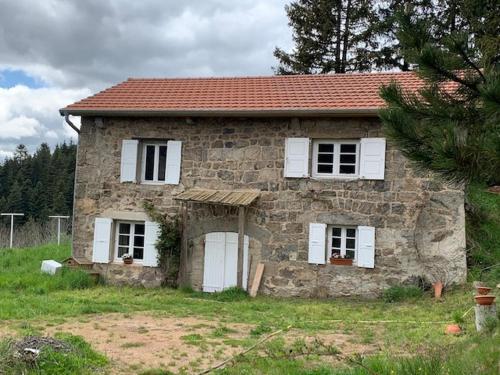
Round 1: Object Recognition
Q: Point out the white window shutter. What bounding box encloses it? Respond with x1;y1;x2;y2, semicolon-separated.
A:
120;140;139;183
284;138;310;178
92;218;112;264
308;223;327;264
357;226;375;268
359;138;386;180
166;140;182;185
143;221;160;267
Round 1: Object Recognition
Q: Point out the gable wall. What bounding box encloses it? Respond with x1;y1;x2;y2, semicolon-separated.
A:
73;116;466;296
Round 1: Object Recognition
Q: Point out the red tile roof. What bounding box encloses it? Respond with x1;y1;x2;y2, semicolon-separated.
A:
61;72;424;117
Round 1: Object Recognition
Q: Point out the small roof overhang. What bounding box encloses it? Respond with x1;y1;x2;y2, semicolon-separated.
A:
174;189;260;207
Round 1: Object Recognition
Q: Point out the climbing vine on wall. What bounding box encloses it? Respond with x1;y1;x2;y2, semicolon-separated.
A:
143;201;181;287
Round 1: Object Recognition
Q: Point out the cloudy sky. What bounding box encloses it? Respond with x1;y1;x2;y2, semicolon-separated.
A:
0;0;292;159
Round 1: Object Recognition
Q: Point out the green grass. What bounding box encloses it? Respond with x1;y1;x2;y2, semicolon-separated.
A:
382;285;424;303
0;333;107;375
0;241;498;374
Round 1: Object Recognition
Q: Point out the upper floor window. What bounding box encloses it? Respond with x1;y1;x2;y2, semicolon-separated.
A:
120;139;182;185
312;140;359;178
142;143;168;183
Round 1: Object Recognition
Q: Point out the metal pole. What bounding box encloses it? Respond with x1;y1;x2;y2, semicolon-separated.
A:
1;213;24;249
10;215;13;249
49;216;70;246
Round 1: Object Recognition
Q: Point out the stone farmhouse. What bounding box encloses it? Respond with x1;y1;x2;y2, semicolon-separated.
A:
60;72;467;297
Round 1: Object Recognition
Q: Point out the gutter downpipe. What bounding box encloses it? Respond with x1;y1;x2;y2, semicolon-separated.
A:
64;112;80;134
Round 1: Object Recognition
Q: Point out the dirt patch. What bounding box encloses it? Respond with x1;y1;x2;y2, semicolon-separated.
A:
40;313;381;374
43;313;252;374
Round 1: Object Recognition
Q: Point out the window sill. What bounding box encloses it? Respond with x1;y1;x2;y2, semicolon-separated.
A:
310;176;360;181
140;181;166;186
112;261;144;267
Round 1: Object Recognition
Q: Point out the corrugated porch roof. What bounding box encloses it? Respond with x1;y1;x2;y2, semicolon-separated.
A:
174;189;260;207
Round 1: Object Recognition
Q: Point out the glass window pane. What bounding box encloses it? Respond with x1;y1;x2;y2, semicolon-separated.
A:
145;145;155;181
339;165;356;174
345;250;355;259
340;154;356;164
158;145;167;181
135;224;145;235
133;248;144;260
332;237;341;248
340;144;356;153
346;228;356;237
332;227;341;237
317;153;333;163
118;247;128;258
134;236;144;247
118;235;129;246
119;223;130;234
331;249;341;257
317;164;333;173
346;238;356;249
318;144;334;153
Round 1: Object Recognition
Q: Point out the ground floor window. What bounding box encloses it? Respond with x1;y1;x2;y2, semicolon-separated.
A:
115;221;145;261
328;226;357;261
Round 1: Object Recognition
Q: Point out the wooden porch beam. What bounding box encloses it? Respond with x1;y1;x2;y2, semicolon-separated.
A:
237;205;245;288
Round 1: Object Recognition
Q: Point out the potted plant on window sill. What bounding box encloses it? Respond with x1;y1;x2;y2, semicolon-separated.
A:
122;254;133;265
329;254;353;266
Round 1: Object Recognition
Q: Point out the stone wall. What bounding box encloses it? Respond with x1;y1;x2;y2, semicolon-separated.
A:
73;116;467;296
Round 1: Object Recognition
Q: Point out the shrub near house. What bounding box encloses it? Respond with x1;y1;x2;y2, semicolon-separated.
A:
60;73;467;297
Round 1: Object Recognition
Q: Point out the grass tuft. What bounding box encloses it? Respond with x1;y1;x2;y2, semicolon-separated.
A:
382;285;424;303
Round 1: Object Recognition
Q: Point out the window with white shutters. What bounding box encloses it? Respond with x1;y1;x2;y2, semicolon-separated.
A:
119;139;182;185
115;221;145;261
307;223;376;268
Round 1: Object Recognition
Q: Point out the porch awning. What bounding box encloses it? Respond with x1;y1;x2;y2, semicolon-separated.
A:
174;189;260;207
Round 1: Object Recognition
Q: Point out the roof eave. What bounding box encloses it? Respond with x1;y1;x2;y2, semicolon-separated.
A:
59;108;380;118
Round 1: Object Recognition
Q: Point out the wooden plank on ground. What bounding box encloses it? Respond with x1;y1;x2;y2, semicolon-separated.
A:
249;263;265;297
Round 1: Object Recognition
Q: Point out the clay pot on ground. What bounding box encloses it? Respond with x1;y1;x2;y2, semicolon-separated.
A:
476;286;492;295
474;295;496;306
433;281;443;298
445;324;462;335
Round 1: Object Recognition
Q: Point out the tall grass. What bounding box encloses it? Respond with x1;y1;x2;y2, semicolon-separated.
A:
0;244;95;295
0;219;71;249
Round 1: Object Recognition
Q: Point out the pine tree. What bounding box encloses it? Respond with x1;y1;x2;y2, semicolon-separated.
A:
274;0;380;74
379;0;500;185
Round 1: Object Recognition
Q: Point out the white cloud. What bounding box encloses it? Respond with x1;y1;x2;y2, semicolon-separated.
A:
0;116;41;139
0;1;292;91
0;85;90;153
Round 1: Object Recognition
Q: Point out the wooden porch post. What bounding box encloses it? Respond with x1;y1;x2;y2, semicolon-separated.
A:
178;202;189;286
237;205;246;288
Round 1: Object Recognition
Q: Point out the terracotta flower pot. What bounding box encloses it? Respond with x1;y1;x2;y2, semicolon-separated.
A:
476;286;492;295
433;281;443;299
123;258;133;265
330;258;353;266
445;324;461;335
474;295;496;306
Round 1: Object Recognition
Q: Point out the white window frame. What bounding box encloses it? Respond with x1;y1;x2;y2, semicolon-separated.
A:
141;142;168;184
114;221;145;263
328;226;358;264
312;139;360;178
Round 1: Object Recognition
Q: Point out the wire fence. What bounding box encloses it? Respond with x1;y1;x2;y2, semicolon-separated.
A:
0;219;71;249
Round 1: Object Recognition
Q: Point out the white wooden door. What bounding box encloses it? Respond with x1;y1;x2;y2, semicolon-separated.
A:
203;232;249;293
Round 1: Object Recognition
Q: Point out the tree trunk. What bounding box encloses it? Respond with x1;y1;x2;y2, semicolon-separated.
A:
340;0;352;73
334;0;343;73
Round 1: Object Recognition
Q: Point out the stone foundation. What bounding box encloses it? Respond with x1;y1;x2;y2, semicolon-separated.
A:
73;116;467;296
